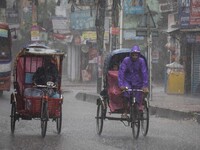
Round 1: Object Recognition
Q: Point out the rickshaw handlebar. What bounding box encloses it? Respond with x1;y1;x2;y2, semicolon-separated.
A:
33;81;57;89
125;89;144;92
123;87;144;92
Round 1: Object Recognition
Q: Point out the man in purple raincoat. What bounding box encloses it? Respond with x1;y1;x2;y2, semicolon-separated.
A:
118;45;149;118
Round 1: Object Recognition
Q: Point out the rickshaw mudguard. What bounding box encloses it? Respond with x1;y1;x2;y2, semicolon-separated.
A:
96;96;106;110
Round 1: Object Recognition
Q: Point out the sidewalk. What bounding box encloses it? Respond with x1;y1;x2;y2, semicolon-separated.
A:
62;80;200;124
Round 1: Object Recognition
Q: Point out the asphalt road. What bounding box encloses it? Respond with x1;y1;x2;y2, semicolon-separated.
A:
0;91;200;150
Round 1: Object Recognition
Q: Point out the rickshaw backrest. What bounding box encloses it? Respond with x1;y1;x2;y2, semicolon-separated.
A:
107;70;124;112
16;56;43;94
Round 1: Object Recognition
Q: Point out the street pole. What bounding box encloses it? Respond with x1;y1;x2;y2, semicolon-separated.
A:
32;0;37;23
112;0;120;50
146;5;152;101
119;0;123;49
96;0;106;94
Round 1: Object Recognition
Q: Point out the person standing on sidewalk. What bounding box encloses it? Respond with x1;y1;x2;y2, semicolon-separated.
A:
118;45;149;118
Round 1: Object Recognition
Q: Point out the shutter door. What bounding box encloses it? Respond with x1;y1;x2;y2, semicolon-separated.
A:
192;45;200;94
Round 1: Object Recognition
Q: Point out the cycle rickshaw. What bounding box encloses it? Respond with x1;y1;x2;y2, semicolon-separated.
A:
96;48;149;139
10;43;65;137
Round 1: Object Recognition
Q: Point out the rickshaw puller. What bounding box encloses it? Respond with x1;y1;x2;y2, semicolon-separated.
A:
118;45;149;118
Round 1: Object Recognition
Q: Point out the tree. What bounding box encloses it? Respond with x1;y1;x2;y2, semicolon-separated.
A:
96;0;106;93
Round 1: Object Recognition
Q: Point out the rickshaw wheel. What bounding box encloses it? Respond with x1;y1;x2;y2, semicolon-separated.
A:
141;100;149;136
56;106;62;134
11;101;16;134
131;103;140;139
41;101;48;137
96;99;104;135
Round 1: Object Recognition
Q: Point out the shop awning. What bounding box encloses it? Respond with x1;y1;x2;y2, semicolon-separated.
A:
180;28;200;32
165;27;179;33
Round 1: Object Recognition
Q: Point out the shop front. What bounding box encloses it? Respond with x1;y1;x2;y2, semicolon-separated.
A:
180;31;200;95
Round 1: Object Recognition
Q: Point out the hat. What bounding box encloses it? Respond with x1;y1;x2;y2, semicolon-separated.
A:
131;45;140;53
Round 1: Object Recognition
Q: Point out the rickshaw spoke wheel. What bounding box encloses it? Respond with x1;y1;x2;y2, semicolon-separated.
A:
11;102;16;134
141;101;149;136
41;101;48;137
56;106;62;134
96;101;104;135
131;103;140;139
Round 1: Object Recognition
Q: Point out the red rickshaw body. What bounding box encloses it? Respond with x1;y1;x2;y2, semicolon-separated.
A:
12;44;64;119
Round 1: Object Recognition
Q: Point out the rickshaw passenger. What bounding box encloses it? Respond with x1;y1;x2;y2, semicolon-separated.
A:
118;45;149;118
32;57;58;85
111;63;119;71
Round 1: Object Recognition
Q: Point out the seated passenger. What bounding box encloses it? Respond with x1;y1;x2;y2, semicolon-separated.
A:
32;57;58;85
112;63;119;71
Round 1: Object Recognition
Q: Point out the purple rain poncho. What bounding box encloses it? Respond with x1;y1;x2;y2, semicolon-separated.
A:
118;55;149;100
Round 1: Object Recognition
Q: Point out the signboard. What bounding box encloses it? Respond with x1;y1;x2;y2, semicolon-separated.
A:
81;31;109;42
136;30;158;37
152;51;159;63
159;3;176;13
190;0;200;25
52;16;70;33
70;10;96;30
179;0;190;28
186;33;200;43
0;29;8;38
31;24;40;41
77;0;97;6
110;26;120;35
123;30;144;40
178;0;200;28
5;9;19;24
124;0;144;15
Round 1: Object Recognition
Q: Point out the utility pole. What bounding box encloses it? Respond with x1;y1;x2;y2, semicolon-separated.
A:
111;0;120;50
146;5;156;101
137;4;156;101
32;0;37;23
96;0;106;93
119;0;123;49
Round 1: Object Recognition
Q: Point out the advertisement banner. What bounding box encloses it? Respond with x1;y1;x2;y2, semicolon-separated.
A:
124;0;144;14
190;0;200;25
81;31;109;43
179;0;190;28
70;10;96;30
31;24;39;41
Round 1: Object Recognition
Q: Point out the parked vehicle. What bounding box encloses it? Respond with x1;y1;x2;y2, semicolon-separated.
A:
10;44;64;137
0;22;15;95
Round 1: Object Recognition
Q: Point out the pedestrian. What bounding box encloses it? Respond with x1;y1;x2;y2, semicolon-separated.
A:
118;45;149;118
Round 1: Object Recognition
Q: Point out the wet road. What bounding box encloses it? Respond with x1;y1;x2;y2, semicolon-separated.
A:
0;91;200;150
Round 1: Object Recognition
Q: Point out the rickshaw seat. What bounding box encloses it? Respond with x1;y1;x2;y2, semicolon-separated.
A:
107;71;124;112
